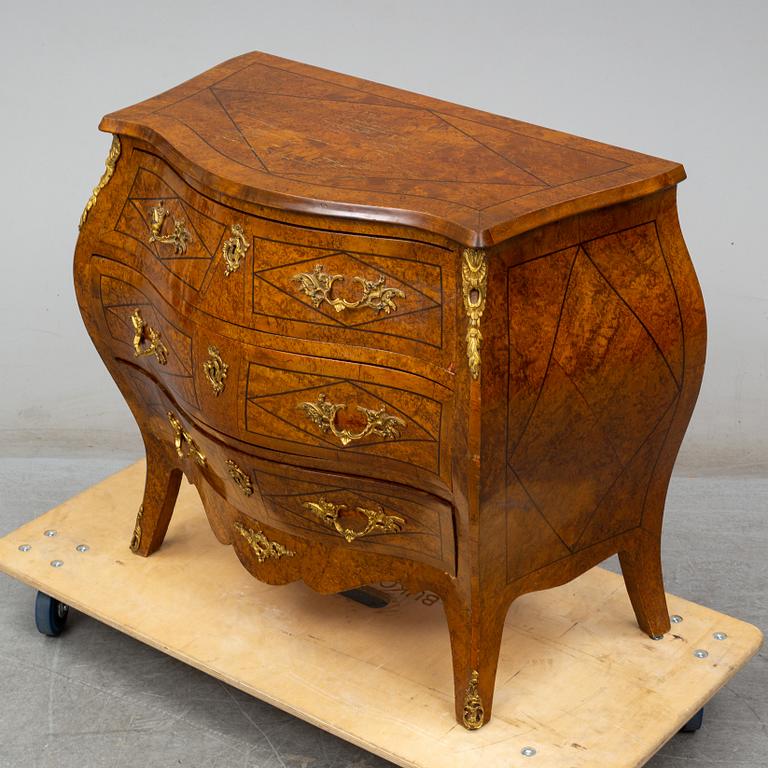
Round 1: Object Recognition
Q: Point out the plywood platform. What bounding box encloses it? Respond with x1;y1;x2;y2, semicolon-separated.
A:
0;462;761;768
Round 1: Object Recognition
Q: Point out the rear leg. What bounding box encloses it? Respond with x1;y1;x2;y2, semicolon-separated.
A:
619;532;671;637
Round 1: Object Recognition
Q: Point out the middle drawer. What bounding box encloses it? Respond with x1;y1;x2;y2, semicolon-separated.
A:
196;328;452;487
218;448;456;576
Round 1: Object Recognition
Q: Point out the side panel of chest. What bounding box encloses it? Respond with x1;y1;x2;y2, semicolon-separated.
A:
478;189;706;588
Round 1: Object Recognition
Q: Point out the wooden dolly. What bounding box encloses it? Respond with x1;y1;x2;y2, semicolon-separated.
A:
0;462;761;767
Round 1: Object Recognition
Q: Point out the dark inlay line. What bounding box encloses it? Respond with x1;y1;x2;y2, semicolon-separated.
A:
195;301;451;384
508;526;641;585
168;115;266;173
478;165;637;213
549;357;625;468
570;393;680;551
246;379;344;405
247;401;439;467
581;244;681;391
245;360;444;404
118;357;446;498
132;149;453;251
429;110;550;188
433;109;635;168
508;465;571;554
157;111;488;212
638;405;679;530
256;250;439;312
248;380;439;444
508;221;657;272
144;57;257;116
507;248;579;458
653;219;687;388
251;276;443;348
276;170;544;187
234;59;423;112
212;86;421;110
210;86;270;172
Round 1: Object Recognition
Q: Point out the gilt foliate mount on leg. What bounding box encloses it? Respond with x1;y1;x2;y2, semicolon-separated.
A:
462;671;485;730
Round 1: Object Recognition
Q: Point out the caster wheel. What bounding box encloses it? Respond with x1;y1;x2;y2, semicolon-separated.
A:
679;707;704;733
339;587;390;609
34;591;70;637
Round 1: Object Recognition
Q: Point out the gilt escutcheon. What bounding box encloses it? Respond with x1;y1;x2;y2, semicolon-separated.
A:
202;345;228;396
222;224;250;276
131;308;168;365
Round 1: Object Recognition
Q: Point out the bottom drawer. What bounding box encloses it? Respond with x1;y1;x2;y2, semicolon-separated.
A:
230;458;456;575
119;360;456;576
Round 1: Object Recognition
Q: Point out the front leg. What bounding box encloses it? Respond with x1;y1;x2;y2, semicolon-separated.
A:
443;593;509;729
130;435;182;556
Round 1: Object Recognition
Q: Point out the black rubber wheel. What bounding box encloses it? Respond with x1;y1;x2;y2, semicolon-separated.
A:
339;587;390;609
34;591;70;637
679;707;704;733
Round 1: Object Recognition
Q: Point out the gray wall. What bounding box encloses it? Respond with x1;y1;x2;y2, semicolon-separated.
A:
1;0;765;471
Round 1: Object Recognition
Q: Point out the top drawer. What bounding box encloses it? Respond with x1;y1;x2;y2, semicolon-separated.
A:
109;148;458;372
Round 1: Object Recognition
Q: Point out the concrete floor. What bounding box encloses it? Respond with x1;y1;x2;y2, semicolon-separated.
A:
0;459;765;768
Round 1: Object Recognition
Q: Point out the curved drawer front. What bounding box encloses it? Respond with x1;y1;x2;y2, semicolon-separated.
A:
235;346;450;483
194;336;451;485
98;272;200;412
108;148;455;371
225;455;455;574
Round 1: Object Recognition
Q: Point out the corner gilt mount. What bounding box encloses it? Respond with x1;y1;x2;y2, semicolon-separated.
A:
79;135;121;230
462;248;488;379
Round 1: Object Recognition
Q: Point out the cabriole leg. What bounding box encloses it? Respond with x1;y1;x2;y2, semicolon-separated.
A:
444;596;509;729
130;436;182;556
619;532;671;638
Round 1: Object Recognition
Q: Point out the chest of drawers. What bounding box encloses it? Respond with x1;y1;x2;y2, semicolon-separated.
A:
74;51;706;729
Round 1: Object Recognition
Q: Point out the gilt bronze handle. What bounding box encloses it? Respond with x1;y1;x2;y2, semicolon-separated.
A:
131;308;168;365
303;498;405;543
299;393;405;446
167;412;206;466
148;204;190;254
292;264;404;314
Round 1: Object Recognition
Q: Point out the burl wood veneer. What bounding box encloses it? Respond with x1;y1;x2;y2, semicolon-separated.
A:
74;51;706;729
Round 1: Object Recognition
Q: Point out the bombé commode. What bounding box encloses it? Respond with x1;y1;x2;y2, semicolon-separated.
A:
74;51;706;729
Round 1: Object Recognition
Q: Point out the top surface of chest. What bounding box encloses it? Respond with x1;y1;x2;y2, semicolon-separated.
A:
101;51;683;246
